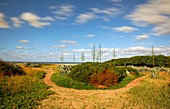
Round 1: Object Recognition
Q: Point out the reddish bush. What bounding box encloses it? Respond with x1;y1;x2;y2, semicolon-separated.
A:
89;69;119;87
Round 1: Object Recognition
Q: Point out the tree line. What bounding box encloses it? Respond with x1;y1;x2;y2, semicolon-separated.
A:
107;55;170;67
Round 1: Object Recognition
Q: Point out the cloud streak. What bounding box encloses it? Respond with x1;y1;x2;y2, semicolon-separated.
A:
61;40;77;45
135;35;149;40
20;12;53;28
0;12;10;28
126;0;170;36
113;26;137;32
75;13;96;24
18;40;29;43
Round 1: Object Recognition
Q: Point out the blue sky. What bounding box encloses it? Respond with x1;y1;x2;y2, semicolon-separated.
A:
0;0;170;62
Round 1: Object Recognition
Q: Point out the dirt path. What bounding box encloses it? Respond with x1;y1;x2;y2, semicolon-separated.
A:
38;69;148;109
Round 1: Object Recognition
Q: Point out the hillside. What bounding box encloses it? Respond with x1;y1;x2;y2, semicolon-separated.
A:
107;55;170;67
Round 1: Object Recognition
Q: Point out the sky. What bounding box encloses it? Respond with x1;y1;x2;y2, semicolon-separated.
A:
0;0;170;62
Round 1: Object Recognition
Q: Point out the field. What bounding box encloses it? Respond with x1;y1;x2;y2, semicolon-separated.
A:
0;61;170;109
39;66;170;109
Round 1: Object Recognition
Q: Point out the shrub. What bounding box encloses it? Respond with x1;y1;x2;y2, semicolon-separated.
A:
90;69;119;87
51;73;96;90
34;71;46;79
68;62;139;84
0;61;25;76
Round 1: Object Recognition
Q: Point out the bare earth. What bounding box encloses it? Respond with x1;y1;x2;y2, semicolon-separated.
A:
38;69;148;109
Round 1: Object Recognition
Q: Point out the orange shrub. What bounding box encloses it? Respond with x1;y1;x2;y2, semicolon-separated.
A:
89;69;119;87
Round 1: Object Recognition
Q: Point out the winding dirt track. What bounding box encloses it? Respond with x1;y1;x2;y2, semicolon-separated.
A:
38;69;148;109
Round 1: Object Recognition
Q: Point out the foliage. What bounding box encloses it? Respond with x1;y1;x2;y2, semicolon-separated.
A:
34;71;46;79
51;73;96;90
129;78;170;109
25;63;42;67
108;55;170;67
90;69;119;87
0;61;25;76
0;75;54;109
68;62;139;86
58;65;73;75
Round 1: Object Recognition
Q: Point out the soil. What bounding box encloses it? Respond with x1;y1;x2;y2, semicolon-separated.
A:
38;68;148;109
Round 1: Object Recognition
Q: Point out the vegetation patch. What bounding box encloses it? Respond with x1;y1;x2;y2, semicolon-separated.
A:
0;61;54;109
128;78;170;109
0;61;25;76
51;73;96;90
52;62;142;89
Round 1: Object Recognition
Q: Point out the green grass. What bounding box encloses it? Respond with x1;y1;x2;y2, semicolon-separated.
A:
33;71;47;79
51;73;144;90
128;78;170;109
51;73;96;90
0;74;54;109
108;74;144;89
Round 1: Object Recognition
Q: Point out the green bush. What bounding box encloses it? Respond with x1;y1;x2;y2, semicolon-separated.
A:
68;62;139;84
34;71;46;79
51;73;96;90
0;61;25;76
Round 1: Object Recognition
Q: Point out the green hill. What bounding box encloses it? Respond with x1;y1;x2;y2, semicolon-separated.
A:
107;55;170;67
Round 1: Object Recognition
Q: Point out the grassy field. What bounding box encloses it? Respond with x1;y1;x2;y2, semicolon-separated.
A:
1;62;169;109
0;63;55;109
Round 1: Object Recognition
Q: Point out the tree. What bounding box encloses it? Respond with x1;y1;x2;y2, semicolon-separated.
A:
91;44;96;62
73;53;76;62
98;44;103;62
81;51;85;62
60;53;64;62
151;46;155;67
112;47;117;65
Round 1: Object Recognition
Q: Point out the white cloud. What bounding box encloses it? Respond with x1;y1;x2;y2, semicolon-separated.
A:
51;45;67;48
126;0;170;36
61;40;77;45
91;7;119;21
51;4;74;16
85;34;95;38
135;35;149;40
0;12;10;28
91;7;119;16
73;48;91;52
113;26;137;32
18;40;29;43
11;17;22;27
16;46;28;50
75;13;97;24
88;43;94;47
20;12;52;28
100;26;110;30
121;46;150;56
41;16;55;21
49;4;74;20
108;0;122;2
55;16;68;20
